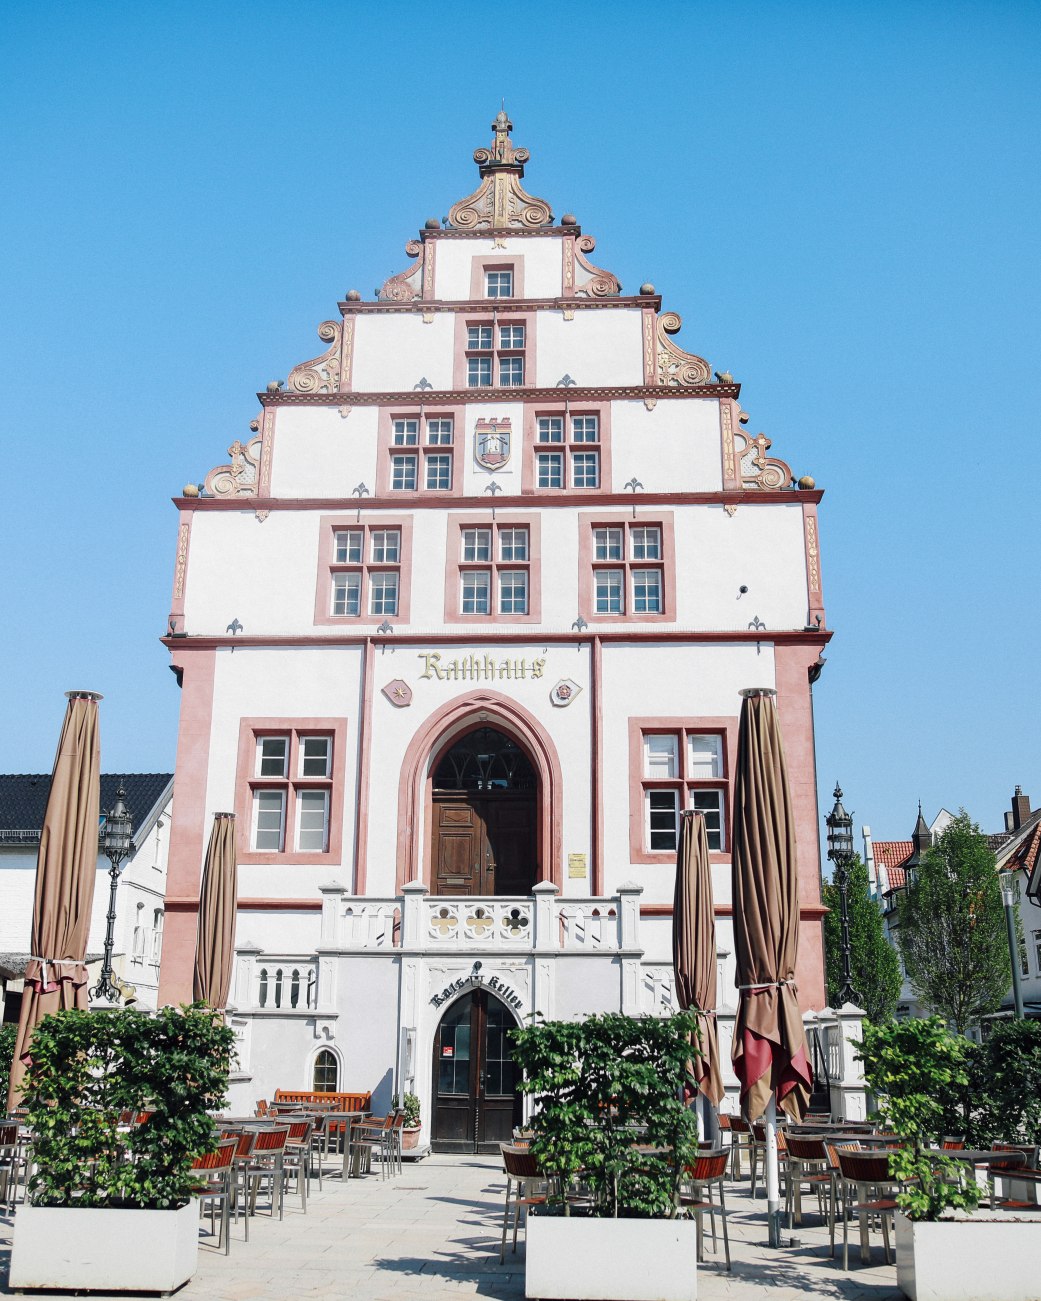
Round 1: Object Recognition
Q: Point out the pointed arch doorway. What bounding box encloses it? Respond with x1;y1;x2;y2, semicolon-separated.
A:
430;726;538;897
431;987;522;1153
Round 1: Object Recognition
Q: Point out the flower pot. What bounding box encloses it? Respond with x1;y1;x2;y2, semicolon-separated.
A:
895;1209;1041;1301
9;1201;199;1294
525;1214;697;1301
401;1124;422;1151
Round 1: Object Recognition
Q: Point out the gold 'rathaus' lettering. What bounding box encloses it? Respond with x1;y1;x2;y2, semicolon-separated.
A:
417;652;548;681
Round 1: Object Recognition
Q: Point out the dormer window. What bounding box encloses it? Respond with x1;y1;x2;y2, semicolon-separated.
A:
485;269;513;298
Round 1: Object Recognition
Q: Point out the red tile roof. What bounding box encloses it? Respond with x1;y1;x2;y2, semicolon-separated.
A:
873;840;913;891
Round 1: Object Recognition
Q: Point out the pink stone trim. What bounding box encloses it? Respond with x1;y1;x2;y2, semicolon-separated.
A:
234;717;348;866
313;514;414;626
562;235;576;295
422;240;437;301
468;256;525;300
168;510;193;632
340;316;356;393
442;511;543;623
577;509;677;624
259;409;276;496
374;405;465;498
591;635;604;895
719;399;741;491
802;501;825;627
642;307;658;386
521;400;613;495
627;716;738;866
158;647;217;1006
395;691;563;891
353;637;374;894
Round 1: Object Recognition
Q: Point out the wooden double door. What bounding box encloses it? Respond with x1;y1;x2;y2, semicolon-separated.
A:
432;989;522;1153
431;792;536;897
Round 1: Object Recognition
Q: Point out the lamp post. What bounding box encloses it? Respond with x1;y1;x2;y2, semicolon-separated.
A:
90;784;134;1004
1000;873;1025;1020
825;783;861;1008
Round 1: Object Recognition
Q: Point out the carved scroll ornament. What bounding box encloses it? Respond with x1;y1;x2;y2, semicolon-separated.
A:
288;321;342;394
204;436;262;498
656;312;712;387
734;430;793;490
447;111;553;230
378;240;425;302
573;235;621;297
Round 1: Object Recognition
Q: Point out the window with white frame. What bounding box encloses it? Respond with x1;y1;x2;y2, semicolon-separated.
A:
329;524;403;618
1034;929;1041;975
466;320;526;389
151;909;164;963
485;269;513;298
249;729;335;853
535;412;601;489
454;522;532;617
132;903;145;962
638;727;727;853
387;414;455;491
591;521;665;615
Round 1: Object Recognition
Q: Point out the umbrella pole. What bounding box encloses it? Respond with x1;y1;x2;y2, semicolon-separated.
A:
766;1094;782;1247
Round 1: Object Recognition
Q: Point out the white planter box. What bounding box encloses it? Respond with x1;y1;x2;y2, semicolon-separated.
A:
9;1200;199;1295
896;1210;1041;1301
525;1214;697;1301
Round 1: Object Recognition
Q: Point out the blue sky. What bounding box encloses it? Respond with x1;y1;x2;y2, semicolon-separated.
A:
2;0;1038;848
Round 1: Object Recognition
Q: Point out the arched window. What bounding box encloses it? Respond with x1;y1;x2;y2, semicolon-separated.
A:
433;727;536;792
313;1048;338;1093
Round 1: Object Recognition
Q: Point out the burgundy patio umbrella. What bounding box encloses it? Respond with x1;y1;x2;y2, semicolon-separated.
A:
6;691;102;1110
673;810;724;1107
193;812;238;1008
730;688;812;1244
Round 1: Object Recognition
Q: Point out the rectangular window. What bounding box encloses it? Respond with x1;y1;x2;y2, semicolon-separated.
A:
499;324;525;349
631;527;661;561
253;789;286;851
333;530;362;564
594;527;623;561
391;454;417;491
392;418;419;446
1034;930;1041;974
499;355;524;387
462;528;492;561
499;527;529;561
632;568;662;614
485;269;513;298
150;910;164;963
331;572;361;616
462;570;491;615
537;417;564;443
572;415;599;443
647;789;679;851
467;356;493;387
369;571;399;616
427;418;454;445
257;736;288;778
425;454;452;490
498;570;528;615
572;451;600;488
299;736;331;778
296;789;329;852
595;568;624;614
537;452;563;489
467;326;492;350
370;529;400;563
634;722;729;857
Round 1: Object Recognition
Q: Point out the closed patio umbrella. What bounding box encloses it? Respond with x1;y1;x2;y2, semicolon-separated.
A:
6;691;102;1110
673;810;724;1107
730;687;812;1245
193;812;238;1008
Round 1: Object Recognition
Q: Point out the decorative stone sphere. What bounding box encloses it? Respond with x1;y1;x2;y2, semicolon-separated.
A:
640;283;655;295
717;370;734;385
798;475;816;490
183;483;200;497
561;213;577;225
266;381;280;393
425;218;440;230
346;289;361;301
249;419;260;432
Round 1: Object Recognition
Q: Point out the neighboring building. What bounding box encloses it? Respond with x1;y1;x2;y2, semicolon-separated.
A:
864;786;1041;1026
158;112;836;1145
0;773;173;1019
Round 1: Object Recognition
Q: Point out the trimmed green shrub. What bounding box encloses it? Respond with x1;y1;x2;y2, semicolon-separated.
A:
511;1011;701;1219
0;1021;15;1087
22;1003;234;1209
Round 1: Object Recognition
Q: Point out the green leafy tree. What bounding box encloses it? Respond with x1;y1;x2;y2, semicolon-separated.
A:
0;1022;15;1088
897;811;1010;1034
859;1017;980;1220
821;854;901;1023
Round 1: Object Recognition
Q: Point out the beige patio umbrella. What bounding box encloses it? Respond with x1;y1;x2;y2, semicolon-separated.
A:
6;691;102;1110
193;812;238;1008
730;688;812;1245
673;810;724;1106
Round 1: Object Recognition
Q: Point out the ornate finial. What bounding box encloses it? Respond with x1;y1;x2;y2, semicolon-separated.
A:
447;114;553;231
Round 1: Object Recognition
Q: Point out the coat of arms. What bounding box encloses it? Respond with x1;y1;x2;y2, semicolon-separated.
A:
381;679;413;708
474;418;512;470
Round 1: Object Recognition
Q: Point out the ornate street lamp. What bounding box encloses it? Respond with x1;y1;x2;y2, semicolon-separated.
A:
825;783;861;1008
90;784;134;1004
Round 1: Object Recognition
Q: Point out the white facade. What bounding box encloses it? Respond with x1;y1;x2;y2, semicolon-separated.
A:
160;114;835;1142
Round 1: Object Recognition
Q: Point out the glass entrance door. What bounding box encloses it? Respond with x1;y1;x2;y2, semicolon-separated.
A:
431;989;521;1153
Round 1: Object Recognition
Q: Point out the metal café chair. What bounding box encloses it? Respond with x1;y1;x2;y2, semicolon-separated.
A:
245;1123;291;1220
499;1144;548;1263
191;1138;238;1255
283;1119;314;1211
727;1116;752;1179
679;1150;731;1271
0;1122;27;1211
221;1128;258;1240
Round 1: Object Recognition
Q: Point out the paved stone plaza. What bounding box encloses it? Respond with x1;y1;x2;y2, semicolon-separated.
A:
0;1155;903;1300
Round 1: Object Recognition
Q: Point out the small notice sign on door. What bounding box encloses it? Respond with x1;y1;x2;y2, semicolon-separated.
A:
568;853;587;879
442;1046;454;1057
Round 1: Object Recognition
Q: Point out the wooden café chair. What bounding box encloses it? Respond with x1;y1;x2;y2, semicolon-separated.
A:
836;1148;900;1270
499;1144;548;1263
679;1150;731;1271
191;1138;238;1255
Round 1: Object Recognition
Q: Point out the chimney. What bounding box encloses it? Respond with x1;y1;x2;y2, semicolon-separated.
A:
1011;786;1032;831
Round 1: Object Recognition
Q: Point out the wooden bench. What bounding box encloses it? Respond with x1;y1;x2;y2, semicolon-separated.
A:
272;1090;372;1140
